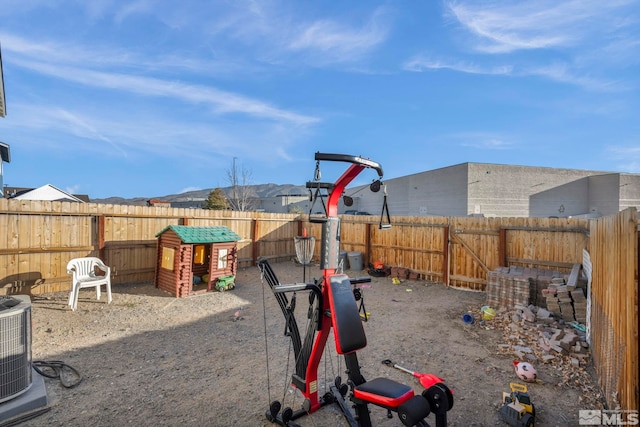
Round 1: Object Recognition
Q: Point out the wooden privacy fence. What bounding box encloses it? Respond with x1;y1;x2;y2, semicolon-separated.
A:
0;199;637;411
0;198;600;294
588;208;638;412
305;215;591;290
0;199;302;294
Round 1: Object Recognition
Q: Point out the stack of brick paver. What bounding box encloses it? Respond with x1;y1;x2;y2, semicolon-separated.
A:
531;269;560;306
543;279;568;319
557;285;576;321
485;266;509;308
513;277;531;308
486;266;564;310
540;264;588;323
571;289;587;323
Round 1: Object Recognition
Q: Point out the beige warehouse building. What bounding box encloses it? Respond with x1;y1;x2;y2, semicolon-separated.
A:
346;163;640;218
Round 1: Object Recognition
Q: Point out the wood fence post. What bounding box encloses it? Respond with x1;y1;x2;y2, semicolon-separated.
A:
252;218;259;265
499;228;507;267
365;223;372;267
98;215;106;261
443;225;449;285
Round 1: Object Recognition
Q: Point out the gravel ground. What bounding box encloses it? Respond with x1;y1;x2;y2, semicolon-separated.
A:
4;261;603;426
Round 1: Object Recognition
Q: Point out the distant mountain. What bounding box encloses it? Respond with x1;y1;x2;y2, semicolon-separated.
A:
90;183;308;206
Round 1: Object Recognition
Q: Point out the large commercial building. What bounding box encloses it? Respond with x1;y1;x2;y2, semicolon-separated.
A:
347;163;640;218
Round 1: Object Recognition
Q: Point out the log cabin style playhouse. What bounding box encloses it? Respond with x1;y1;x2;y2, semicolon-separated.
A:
155;225;240;297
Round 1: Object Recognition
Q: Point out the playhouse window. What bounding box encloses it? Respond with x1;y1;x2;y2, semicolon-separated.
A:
218;248;228;269
161;247;175;271
194;245;205;264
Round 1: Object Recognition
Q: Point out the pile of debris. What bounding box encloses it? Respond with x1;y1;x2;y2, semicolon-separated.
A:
466;301;604;410
495;304;590;367
474;264;604;408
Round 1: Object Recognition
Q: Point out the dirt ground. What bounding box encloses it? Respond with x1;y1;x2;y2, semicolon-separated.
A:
13;261;604;427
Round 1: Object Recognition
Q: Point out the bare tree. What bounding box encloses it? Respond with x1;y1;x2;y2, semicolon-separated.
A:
226;157;255;211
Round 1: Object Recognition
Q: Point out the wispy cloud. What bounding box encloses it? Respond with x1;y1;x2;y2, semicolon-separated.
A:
1;16;322;171
403;54;624;91
449;132;516;150
0;32;261;78
417;1;639;90
113;0;155;24
11;56;319;125
7;99;309;167
607;145;640;173
525;63;626;91
445;0;633;54
65;184;81;195
288;7;390;65
6;104;129;156
403;55;512;75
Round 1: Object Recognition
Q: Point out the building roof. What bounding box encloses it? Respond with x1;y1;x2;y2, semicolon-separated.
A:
155;225;240;243
10;184;86;203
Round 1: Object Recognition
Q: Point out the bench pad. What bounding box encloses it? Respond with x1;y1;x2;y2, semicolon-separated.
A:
353;377;415;408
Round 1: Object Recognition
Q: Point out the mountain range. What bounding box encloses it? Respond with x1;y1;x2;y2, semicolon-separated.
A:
90;184;308;206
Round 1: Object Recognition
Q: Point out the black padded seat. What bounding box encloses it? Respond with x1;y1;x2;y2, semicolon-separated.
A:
353;377;415;408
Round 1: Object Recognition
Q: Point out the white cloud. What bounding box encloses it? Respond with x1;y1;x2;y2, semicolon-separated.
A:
113;0;154;23
525;63;625;91
608;146;640;173
440;131;516;150
288;9;390;64
65;184;81;195
10;56;319;125
0;32;255;78
178;186;203;194
445;0;631;54
460;136;514;150
403;53;624;91
403;1;638;91
403;55;512;75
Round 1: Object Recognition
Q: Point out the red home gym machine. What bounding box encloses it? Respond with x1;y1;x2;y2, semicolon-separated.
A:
258;152;453;427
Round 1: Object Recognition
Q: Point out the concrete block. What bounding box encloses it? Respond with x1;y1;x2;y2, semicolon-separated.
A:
536;307;552;319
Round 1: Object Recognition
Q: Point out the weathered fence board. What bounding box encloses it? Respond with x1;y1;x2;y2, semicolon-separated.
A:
589;208;638;412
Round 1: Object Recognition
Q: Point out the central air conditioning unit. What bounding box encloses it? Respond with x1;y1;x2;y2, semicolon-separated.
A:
0;295;32;403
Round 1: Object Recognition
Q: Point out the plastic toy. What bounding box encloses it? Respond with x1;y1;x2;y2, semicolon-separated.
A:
499;382;535;427
513;360;537;383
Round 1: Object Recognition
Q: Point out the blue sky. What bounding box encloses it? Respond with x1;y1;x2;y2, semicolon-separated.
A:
0;1;639;199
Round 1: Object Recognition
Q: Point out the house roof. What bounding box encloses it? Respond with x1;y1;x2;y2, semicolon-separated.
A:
155;225;240;243
11;184;85;203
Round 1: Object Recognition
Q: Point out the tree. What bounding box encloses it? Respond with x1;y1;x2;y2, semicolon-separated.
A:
226;157;255;211
203;188;229;210
289;205;304;214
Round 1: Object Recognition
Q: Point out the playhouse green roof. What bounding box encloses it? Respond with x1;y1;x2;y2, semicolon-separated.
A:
155;225;240;243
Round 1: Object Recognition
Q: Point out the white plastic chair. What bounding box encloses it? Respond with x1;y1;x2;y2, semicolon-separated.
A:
66;257;112;311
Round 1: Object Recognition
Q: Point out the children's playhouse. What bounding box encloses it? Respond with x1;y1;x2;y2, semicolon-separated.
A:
154;225;240;297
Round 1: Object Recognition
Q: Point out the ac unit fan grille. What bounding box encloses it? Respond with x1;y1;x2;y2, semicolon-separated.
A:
0;296;32;403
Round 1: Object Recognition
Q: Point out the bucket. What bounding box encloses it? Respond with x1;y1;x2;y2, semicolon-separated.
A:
462;313;475;324
347;251;363;271
481;306;496;321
